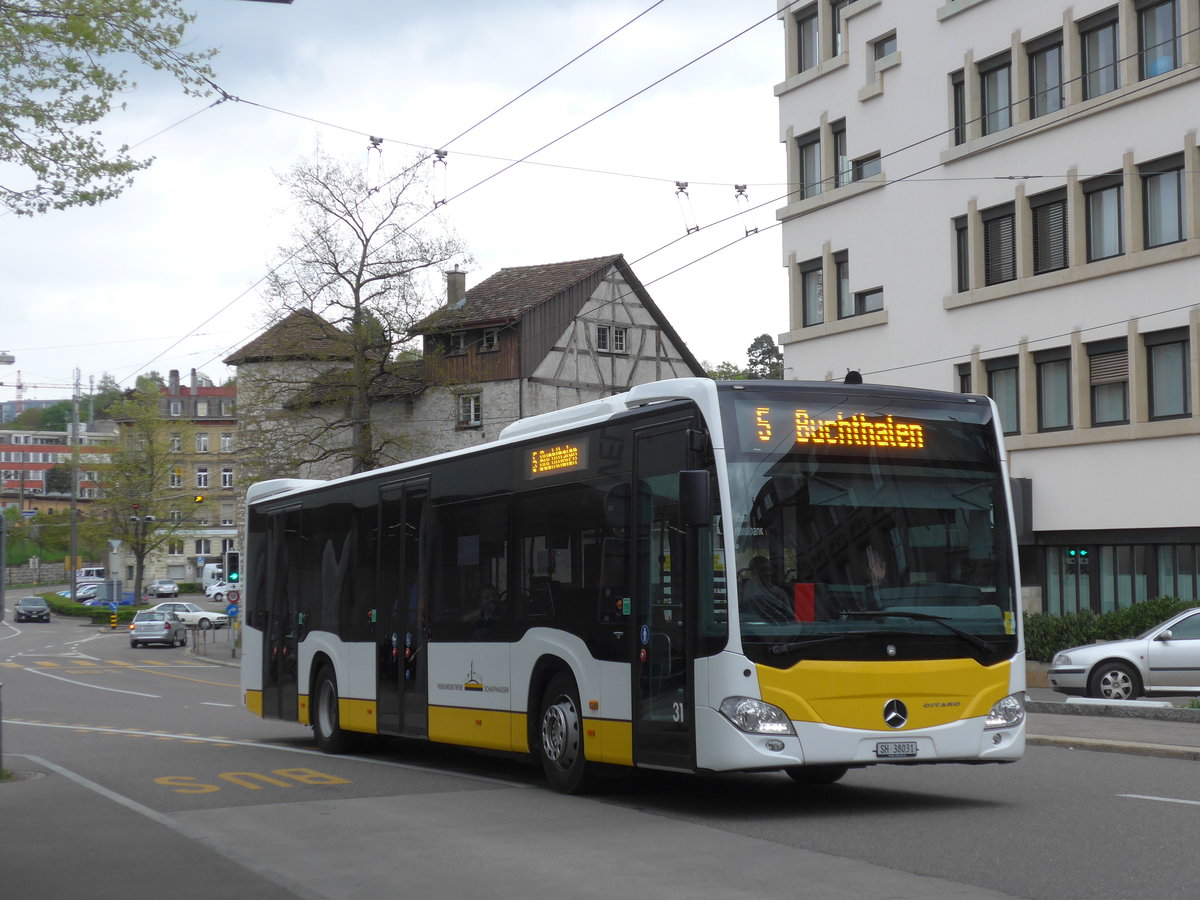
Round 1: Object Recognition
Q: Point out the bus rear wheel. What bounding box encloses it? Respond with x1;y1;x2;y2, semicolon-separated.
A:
538;673;594;794
313;667;353;754
784;764;848;785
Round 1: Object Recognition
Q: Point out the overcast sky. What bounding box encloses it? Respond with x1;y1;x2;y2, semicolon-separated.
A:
1;0;787;405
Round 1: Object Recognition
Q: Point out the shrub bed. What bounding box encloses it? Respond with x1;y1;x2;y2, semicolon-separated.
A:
1024;596;1192;662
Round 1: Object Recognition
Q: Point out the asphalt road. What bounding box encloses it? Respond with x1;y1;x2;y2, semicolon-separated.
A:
3;597;1200;899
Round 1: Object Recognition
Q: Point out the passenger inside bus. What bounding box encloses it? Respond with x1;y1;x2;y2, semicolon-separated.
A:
740;556;794;624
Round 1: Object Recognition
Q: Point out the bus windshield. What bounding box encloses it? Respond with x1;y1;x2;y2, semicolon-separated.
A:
719;386;1018;667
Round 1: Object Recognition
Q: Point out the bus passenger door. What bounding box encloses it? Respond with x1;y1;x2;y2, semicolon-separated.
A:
262;506;301;721
376;480;429;737
632;425;694;771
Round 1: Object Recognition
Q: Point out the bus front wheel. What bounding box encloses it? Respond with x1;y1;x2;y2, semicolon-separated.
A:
538;673;594;794
785;764;848;785
313;667;352;754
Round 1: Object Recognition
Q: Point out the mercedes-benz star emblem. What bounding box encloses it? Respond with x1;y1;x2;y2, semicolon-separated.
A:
883;699;908;729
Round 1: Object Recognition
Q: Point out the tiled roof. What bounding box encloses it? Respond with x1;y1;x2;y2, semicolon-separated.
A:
223;309;355;365
285;356;426;409
412;255;622;333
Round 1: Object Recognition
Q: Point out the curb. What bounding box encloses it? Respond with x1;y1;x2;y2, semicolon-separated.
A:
1027;699;1200;723
1026;734;1200;761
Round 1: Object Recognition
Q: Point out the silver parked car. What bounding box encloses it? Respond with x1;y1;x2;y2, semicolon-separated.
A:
130;610;188;648
1048;607;1200;700
148;578;180;598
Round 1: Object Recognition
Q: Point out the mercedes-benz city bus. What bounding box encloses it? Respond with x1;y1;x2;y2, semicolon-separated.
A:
241;378;1025;792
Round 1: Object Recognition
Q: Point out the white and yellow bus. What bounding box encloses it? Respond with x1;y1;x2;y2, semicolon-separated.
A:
241;378;1025;792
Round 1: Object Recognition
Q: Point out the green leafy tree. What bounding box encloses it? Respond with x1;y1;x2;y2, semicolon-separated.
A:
704;360;747;380
45;464;73;494
746;334;783;380
90;373;127;419
0;0;218;216
243;146;469;476
90;377;204;597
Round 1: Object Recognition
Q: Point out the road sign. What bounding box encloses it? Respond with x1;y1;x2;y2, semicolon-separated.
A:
197;556;206;564
227;590;240;603
20;510;35;518
226;604;240;618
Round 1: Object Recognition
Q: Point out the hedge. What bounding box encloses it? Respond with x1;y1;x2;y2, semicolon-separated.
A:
1024;596;1193;662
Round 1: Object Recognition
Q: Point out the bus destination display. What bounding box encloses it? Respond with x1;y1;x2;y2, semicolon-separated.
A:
751;406;927;451
528;441;587;478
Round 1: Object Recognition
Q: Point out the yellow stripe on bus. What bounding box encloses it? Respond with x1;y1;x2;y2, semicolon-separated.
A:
430;705;518;751
757;658;1011;731
339;698;377;734
244;689;263;717
583;718;633;766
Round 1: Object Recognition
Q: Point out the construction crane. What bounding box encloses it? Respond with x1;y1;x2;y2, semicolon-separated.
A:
0;371;75;414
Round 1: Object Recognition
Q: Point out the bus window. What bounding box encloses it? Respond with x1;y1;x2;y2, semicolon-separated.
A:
431;498;510;637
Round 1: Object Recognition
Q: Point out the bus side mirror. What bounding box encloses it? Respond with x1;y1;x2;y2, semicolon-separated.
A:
679;470;710;528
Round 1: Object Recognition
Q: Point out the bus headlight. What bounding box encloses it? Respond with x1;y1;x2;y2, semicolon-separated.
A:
984;693;1025;730
719;697;796;735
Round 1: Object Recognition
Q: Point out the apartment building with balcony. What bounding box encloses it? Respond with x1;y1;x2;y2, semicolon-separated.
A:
775;0;1200;612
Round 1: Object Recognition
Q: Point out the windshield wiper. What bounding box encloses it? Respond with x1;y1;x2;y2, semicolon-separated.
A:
839;609;996;655
768;632;870;655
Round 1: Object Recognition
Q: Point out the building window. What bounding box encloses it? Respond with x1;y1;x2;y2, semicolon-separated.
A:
1158;544;1200;602
221;467;233;488
169;400;181;417
195;433;209;453
221;399;233;416
986;357;1020;435
457;393;482;427
798;131;822;199
195;539;211;556
956;363;972;394
853;153;881;181
1036;350;1071;431
480;328;499;351
1028;34;1063;118
833;252;851;318
196;467;208;489
1088;338;1129;425
169;469;182;489
842;287;883;319
612;326;627;353
951;70;966;146
220;433;233;453
1031;189;1068;274
832;120;850;188
873;33;897;60
1142;155;1184;248
953;215;970;292
196;400;209;417
220;504;235;527
1146;329;1191;419
830;0;849;56
979;54;1011;135
797;5;819;72
982;203;1016;285
1081;12;1119;99
1139;0;1179;79
449;332;466;354
800;259;823;327
597;324;628;353
169;433;181;453
168;540;183;556
1084;175;1123;261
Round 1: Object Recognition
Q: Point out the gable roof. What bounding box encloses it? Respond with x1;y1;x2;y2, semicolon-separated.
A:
223;309;355;366
412;255;622;333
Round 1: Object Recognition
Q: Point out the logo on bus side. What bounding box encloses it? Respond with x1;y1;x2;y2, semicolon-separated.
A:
435;660;511;695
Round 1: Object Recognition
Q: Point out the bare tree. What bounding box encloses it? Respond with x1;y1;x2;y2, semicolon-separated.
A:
236;148;469;478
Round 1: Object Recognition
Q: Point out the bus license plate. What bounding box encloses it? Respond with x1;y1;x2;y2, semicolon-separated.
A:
875;741;918;759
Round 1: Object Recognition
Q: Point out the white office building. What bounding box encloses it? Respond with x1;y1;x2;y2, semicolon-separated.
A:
774;0;1200;612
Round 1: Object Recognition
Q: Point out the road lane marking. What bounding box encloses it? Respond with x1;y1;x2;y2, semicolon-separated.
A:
201;702;236;707
1119;793;1200;807
4;720;532;786
24;667;160;697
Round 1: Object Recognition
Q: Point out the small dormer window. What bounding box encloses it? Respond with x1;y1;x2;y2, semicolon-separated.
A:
449;332;466;354
481;328;499;352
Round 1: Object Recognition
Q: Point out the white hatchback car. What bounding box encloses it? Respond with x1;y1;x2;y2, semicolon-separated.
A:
147;601;230;630
1048;607;1200;700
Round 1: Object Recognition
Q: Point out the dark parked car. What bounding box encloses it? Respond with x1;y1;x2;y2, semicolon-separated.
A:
15;596;51;622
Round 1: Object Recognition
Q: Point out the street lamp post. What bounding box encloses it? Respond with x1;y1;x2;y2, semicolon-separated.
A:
1;350;13;621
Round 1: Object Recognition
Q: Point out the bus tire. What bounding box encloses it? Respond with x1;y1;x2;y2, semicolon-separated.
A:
538;672;594;794
313;667;353;754
784;764;848;785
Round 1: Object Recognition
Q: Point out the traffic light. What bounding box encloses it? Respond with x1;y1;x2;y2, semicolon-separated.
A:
225;550;240;583
193;494;205;504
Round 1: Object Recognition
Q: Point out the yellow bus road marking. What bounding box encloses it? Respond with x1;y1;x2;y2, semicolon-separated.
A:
33;661;61;667
2;720;532;785
1;662;20;668
118;667;238;688
72;660;98;667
